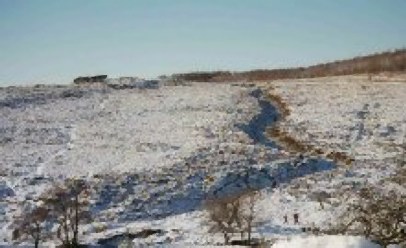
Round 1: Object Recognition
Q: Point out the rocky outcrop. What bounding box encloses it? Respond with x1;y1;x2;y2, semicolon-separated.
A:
106;77;161;90
73;75;108;84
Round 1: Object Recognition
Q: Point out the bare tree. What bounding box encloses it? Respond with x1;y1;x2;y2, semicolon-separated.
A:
205;194;241;245
14;206;49;248
240;191;259;243
68;179;91;246
335;186;405;248
205;190;259;245
41;178;91;247
324;139;406;247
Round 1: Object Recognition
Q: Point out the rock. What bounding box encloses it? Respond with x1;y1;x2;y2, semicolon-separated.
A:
73;75;108;84
134;229;163;238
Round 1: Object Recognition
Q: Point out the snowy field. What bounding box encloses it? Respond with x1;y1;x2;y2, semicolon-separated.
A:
269;76;406;188
0;82;257;177
259;76;406;247
0;81;265;245
271;76;406;163
0;77;405;247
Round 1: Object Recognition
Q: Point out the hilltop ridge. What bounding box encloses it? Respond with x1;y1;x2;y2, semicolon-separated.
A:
172;48;406;82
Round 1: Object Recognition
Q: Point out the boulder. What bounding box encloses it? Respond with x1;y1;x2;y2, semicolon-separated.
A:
73;75;108;84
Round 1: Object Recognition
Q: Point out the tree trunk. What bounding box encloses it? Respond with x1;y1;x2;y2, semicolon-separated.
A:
34;223;40;248
224;232;229;245
248;223;251;243
73;194;79;245
64;216;70;246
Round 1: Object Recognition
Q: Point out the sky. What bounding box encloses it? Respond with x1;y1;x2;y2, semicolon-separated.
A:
1;0;405;85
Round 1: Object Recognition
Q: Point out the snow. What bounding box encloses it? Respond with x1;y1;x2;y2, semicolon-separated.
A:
272;235;381;248
1;76;405;247
271;77;406;164
0;81;262;243
1;82;257;178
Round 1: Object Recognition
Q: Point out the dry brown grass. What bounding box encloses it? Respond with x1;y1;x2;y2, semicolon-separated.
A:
264;91;291;117
268;126;353;165
267;127;309;153
172;49;406;82
326;151;354;166
264;86;353;165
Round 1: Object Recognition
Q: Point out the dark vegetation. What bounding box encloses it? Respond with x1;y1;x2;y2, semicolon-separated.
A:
326;185;406;248
321;144;406;248
205;190;261;246
13;179;91;248
171;49;406;82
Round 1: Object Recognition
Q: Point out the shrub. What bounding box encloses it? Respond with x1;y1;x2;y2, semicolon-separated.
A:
13;206;50;248
205;190;259;245
40;178;91;247
334;186;406;248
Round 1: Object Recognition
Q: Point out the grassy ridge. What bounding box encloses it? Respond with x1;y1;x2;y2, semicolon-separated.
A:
172;48;406;82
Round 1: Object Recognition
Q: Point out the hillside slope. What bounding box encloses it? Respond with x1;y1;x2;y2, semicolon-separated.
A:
172;49;406;82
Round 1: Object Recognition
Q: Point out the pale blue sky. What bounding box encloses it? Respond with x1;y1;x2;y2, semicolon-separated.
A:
1;0;405;85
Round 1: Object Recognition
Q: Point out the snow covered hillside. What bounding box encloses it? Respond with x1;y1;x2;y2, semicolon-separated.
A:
270;76;406;182
272;76;406;161
0;77;405;247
